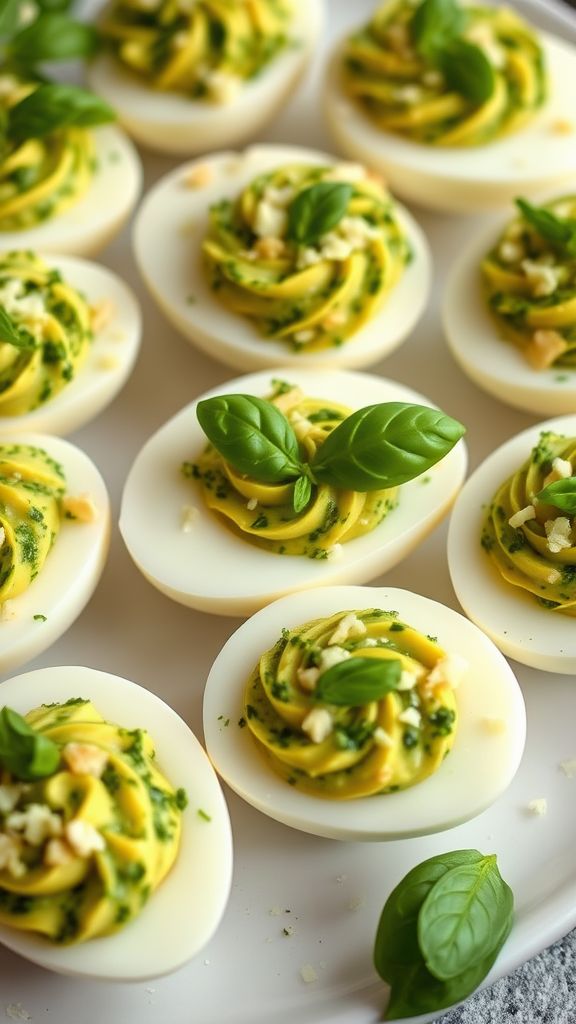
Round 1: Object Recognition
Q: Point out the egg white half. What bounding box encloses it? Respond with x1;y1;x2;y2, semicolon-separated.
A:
119;368;467;617
1;254;141;435
0;664;233;979
0;434;110;675
0;126;142;257
323;33;576;214
203;585;526;841
132;144;431;371
88;1;325;155
443;214;576;416
448;413;576;673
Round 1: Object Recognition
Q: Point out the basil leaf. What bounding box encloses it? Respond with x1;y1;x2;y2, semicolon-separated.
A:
287;182;353;247
314;657;401;706
0;307;35;349
10;13;99;65
293;474;312;513
411;0;466;61
516;198;576;257
37;0;73;10
310;402;465;491
536;477;576;513
196;393;304;483
418;855;514;980
8;84;115;143
0;707;60;781
0;0;22;39
440;38;495;104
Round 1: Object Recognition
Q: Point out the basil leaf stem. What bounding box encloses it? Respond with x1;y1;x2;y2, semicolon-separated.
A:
310;402;465;491
440;38;495;104
8;83;115;143
286;182;353;247
196;394;304;483
0;307;36;349
411;0;466;61
0;707;60;781
536;477;576;513
314;657;401;706
516;198;576;257
9;13;99;65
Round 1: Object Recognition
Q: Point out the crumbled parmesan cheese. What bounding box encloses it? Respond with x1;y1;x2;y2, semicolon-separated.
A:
297;247;322;269
302;707;333;744
398;707;421;728
254;236;286;261
543;457;573;487
293;329;315;344
521;259;560;297
0;783;23;815
547;569;562;584
0;834;25;878
319;233;354;261
427;653;468;689
205;70;242;104
297;666;319;691
394;84;423;105
319;646;351;671
254;199;287;239
61;493;98;523
44;837;75;867
264;185;295;207
328;613;366;646
181;505;199;532
499;240;525;263
246;497;258;511
373;726;393;748
62;742;108;778
396;670;419;691
508;504;536;529
526;329;568;370
527;797;547;816
545;516;572;553
65;819;105;857
7;803;62;845
326;543;343;561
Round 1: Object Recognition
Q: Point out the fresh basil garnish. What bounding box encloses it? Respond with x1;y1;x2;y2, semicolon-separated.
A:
374;850;513;1019
9;13;99;65
440;38;495;104
411;0;466;61
0;706;60;781
8;83;115;143
310;403;465;491
287;182;353;248
0;0;22;40
293;473;312;513
196;394;304;483
314;657;401;706
0;307;35;350
536;476;576;513
516;198;576;257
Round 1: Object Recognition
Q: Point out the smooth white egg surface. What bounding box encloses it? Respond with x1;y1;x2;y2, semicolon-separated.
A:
132;144;431;372
443;217;576;416
119;368;467;617
323;33;576;214
88;2;324;155
1;255;141;436
0;126;141;257
448;413;576;674
0;434;110;675
0;664;233;979
203;585;526;841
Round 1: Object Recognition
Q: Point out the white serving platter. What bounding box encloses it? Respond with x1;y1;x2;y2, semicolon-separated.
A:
1;0;575;1022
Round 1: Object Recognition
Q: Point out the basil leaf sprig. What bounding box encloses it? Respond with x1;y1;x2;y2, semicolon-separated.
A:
314;657;401;706
8;83;115;143
374;849;513;1019
536;476;576;513
0;0;22;41
0;307;36;349
441;38;495;105
410;0;495;105
515;198;576;258
286;182;353;248
0;706;60;781
196;394;465;507
411;0;466;61
8;12;99;66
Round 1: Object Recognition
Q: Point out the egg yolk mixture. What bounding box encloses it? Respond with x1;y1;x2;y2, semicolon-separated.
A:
0;252;93;415
482;432;576;615
482;196;576;370
0;76;94;232
0;699;186;943
340;0;546;146
190;383;398;558
100;0;292;100
202;162;410;351
242;608;459;799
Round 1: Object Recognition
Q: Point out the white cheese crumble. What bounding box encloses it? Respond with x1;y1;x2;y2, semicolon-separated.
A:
0;783;22;815
7;803;62;845
394;84;423;105
297;246;322;269
325;162;366;183
527;797;548;816
498;240;525;263
521;259;560;298
328;613;367;646
254;199;287;239
301;707;333;744
0;833;25;877
264;185;295;207
543;457;573;487
44;837;75;867
204;70;242;105
396;669;419;691
373;726;393;748
293;329;315;344
297;666;320;691
61;493;98;523
246;497;258;511
326;543;343;561
508;504;536;529
319;645;351;672
397;707;421;728
62;742;108;778
65;819;105;857
0;279;48;333
427;653;468;690
547;569;562;584
545;516;572;553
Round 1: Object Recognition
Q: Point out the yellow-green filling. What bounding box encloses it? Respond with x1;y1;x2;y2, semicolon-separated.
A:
0;700;185;943
0;252;93;415
202;163;410;352
341;0;546;146
244;608;458;799
191;383;398;557
100;0;292;98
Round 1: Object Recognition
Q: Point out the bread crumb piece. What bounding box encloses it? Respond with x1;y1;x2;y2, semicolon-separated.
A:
527;798;547;816
62;493;98;523
300;964;318;984
282;925;295;937
90;300;115;333
183;163;214;188
551;119;573;135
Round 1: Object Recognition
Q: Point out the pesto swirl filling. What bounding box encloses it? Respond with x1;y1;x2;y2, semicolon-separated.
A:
243;608;459;799
203;162;410;351
482;432;576;615
0;700;185;943
341;0;546;147
0;76;95;233
482;196;576;370
100;0;292;100
0;252;93;415
191;383;398;558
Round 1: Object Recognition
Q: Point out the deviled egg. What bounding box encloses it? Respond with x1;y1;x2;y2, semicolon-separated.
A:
132;144;431;371
448;414;576;673
119;368;467;616
444;194;576;416
203;585;526;841
89;0;324;155
0;664;232;979
0;251;141;434
323;0;576;212
0;434;110;674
